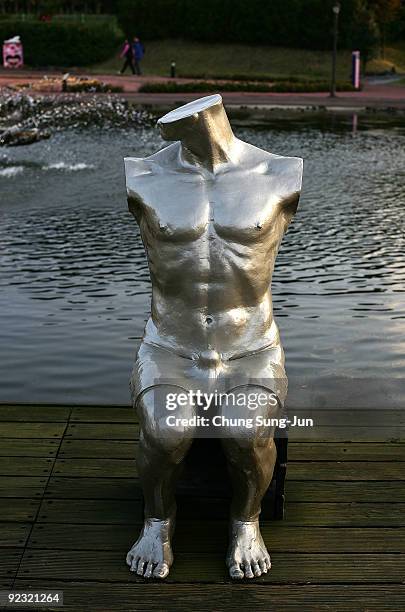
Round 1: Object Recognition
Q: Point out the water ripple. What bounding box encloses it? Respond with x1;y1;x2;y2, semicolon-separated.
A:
1;121;405;404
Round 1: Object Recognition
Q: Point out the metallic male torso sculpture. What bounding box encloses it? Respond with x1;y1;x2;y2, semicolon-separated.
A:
124;95;303;579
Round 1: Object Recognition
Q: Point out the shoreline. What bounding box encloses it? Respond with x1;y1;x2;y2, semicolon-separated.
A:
1;70;405;116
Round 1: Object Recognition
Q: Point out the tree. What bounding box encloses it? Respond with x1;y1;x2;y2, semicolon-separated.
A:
351;0;380;72
368;0;401;57
38;0;63;16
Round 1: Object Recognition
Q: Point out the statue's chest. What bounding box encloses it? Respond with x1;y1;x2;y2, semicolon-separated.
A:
133;172;283;243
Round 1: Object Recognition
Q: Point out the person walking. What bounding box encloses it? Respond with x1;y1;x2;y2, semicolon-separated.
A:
119;39;135;75
132;37;145;76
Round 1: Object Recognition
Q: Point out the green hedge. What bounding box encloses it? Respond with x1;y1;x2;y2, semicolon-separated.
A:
0;19;121;67
139;80;356;94
178;73;304;83
117;0;362;50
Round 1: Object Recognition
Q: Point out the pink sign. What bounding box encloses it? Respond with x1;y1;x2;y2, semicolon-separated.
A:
3;38;24;69
352;50;361;90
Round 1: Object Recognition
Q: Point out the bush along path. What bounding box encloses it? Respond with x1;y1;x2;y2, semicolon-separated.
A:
138;80;356;94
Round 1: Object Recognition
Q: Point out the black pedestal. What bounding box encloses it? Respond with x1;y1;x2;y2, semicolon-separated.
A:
176;432;287;520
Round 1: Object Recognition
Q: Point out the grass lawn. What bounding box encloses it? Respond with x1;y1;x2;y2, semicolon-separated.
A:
89;39;354;81
368;43;405;74
89;39;405;81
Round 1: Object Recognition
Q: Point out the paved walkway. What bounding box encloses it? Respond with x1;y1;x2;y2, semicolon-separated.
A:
0;69;404;110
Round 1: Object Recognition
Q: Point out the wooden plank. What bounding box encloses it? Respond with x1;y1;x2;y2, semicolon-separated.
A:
53;458;136;478
2;405;404;422
65;423;139;440
59;440;137;459
287;461;405;481
12;582;405;612
71;406;135;423
5;405;402;425
44;477;142;500
59;439;405;462
288;442;405;461
282;502;405;527
0;476;47;498
44;476;405;503
0;423;65;439
59;440;405;462
0;457;54;477
51;458;405;481
0;499;40;522
66;422;405;441
0;523;31;548
16;549;405;583
44;474;237;500
37;499;143;524
65;422;405;442
288;427;405;442
0;405;70;422
0;580;13;589
27;523;405;554
286;481;405;502
0;548;23;579
285;409;405;427
0;439;59;457
182;499;405;525
36;498;405;526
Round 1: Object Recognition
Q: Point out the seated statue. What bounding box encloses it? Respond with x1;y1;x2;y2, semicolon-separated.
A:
124;94;303;579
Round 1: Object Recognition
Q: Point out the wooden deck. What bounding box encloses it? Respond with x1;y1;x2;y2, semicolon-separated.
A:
1;404;405;611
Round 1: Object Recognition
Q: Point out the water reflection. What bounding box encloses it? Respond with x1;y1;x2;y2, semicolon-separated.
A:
352;113;358;135
1;118;405;405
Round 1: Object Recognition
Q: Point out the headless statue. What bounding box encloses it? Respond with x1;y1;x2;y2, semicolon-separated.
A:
124;94;303;579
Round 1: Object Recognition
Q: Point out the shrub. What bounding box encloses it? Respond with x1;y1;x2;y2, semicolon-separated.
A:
138;80;356;94
64;79;124;93
0;19;121;67
178;73;303;83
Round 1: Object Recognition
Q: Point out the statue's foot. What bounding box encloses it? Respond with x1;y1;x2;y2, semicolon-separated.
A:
126;518;174;579
226;520;271;579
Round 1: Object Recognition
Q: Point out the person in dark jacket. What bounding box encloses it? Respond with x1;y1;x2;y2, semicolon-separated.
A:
119;39;135;75
132;37;145;75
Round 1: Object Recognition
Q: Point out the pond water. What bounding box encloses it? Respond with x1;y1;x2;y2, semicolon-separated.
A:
1;115;405;407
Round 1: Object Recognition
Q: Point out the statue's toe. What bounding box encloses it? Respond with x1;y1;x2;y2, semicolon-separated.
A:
144;561;154;578
153;562;169;578
252;561;262;577
136;559;146;576
128;554;139;572
229;564;244;579
243;562;255;579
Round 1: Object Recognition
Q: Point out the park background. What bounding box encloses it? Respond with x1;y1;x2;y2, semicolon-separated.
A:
0;0;404;85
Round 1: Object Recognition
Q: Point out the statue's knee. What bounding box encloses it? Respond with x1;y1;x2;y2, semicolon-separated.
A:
220;385;280;447
138;388;194;460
